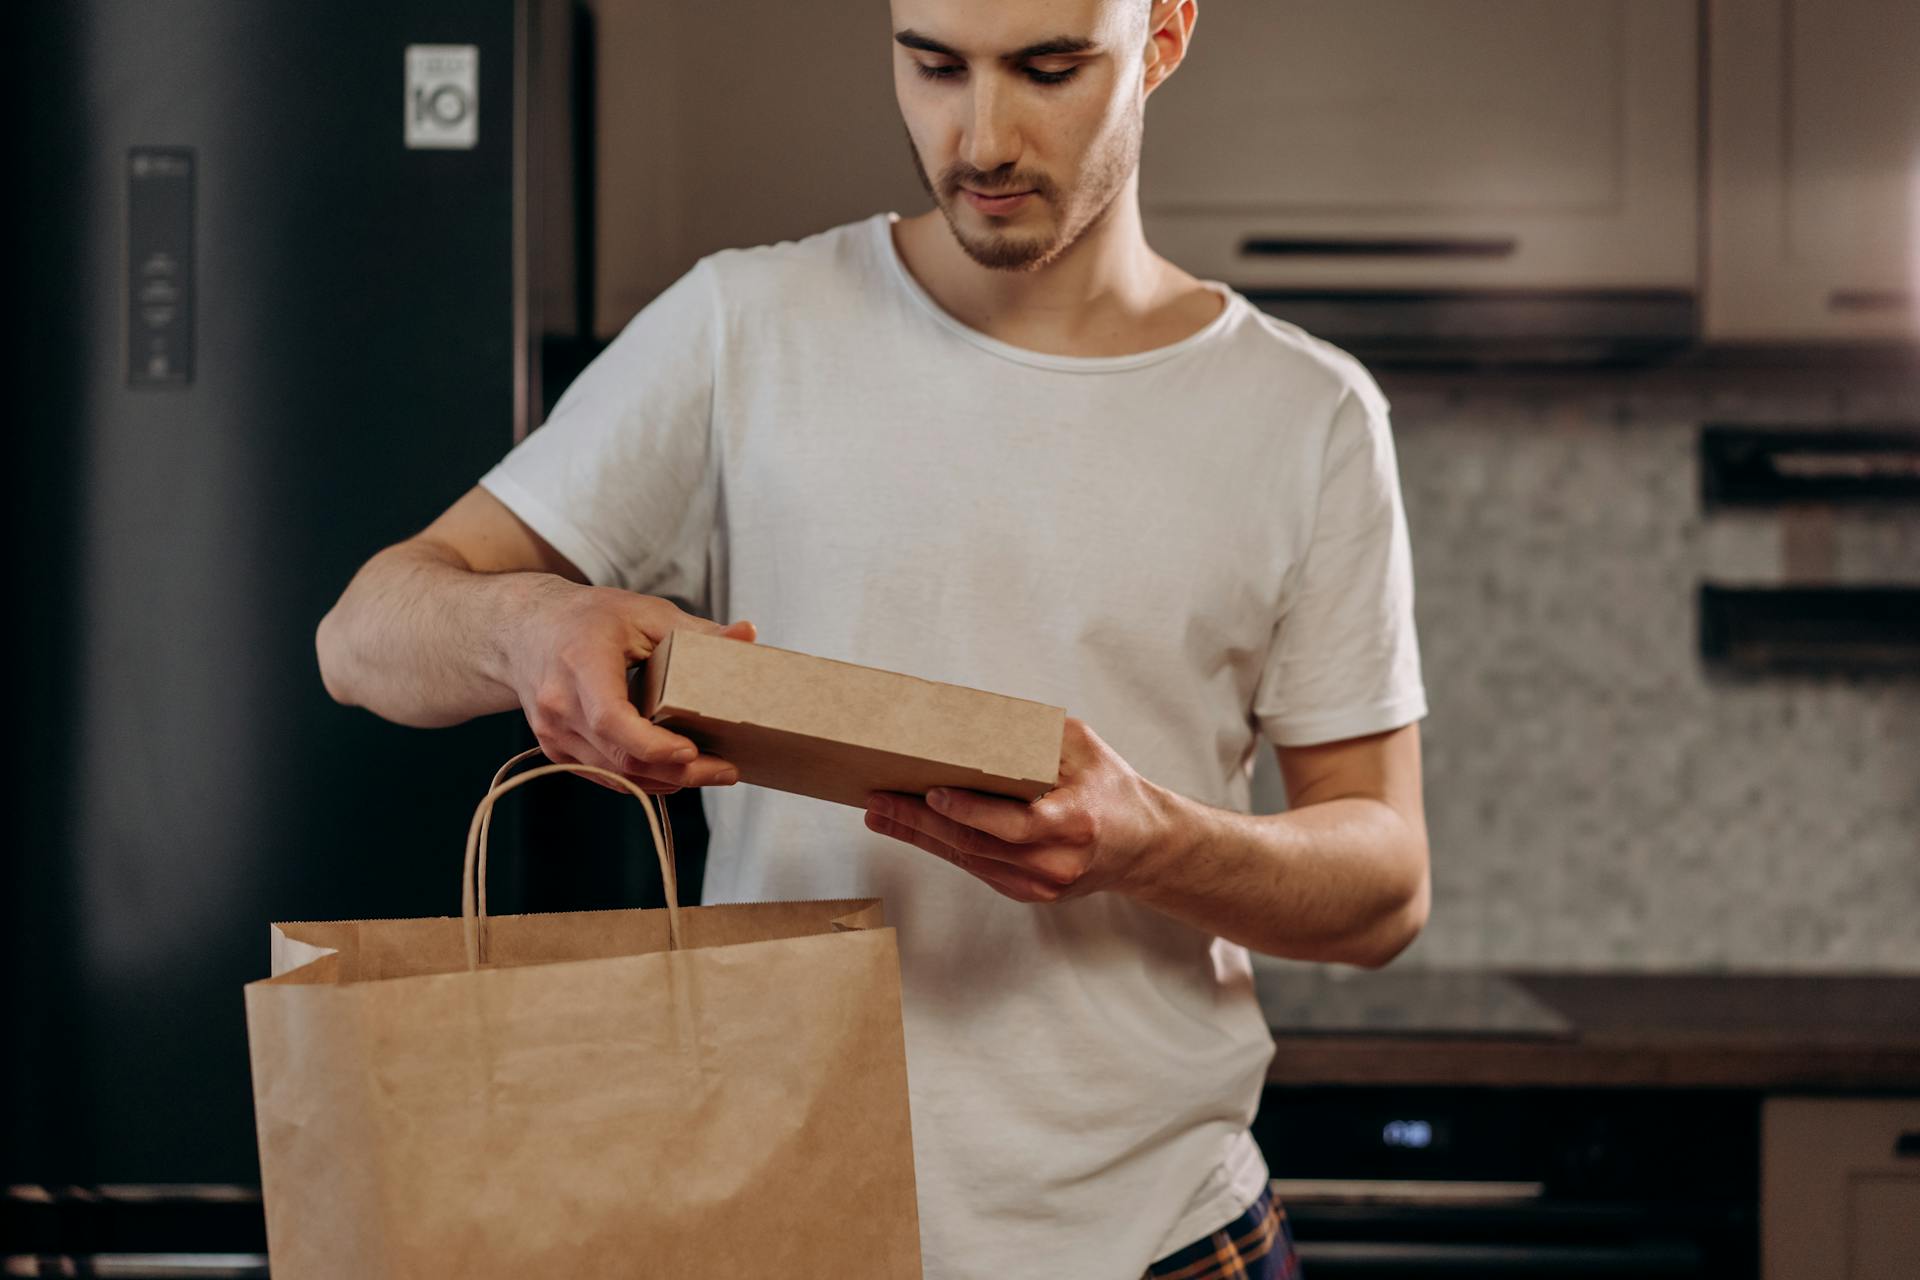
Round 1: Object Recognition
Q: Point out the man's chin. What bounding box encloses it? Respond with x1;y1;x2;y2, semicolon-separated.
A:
941;202;1058;272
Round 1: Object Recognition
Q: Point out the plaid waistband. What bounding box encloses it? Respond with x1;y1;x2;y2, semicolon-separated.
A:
1144;1184;1301;1280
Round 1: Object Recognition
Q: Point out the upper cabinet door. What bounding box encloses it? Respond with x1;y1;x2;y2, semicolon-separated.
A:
1707;0;1920;341
1139;0;1699;291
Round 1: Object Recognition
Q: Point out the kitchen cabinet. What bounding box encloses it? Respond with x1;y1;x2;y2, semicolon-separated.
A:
1138;0;1698;291
1706;0;1920;341
586;0;925;338
1761;1096;1920;1280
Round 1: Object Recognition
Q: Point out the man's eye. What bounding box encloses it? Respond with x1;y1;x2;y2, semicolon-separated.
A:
912;63;1081;87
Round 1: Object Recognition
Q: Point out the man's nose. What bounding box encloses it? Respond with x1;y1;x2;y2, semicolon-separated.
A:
962;77;1021;175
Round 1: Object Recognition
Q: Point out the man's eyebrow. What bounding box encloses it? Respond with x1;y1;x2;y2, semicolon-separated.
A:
894;30;1101;61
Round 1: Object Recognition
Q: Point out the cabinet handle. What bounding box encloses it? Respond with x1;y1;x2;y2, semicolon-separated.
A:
1827;289;1913;313
1897;1130;1920;1158
1239;236;1517;260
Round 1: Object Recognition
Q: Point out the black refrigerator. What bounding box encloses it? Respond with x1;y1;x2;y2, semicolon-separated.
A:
11;0;618;1269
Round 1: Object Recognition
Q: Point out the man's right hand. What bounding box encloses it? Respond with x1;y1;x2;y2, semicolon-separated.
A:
317;485;753;795
504;580;755;794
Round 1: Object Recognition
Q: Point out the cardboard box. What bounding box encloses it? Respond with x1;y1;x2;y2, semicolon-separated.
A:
633;632;1064;808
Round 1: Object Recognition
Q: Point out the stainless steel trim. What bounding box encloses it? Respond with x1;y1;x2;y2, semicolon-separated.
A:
1296;1241;1703;1269
1828;289;1914;313
5;1185;260;1205
1240;236;1518;259
1271;1178;1546;1206
1241;289;1698;363
3;1259;268;1280
91;1186;260;1204
92;1256;267;1279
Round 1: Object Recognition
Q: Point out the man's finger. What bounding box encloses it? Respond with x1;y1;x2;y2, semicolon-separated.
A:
632;752;739;789
864;811;1059;903
577;664;706;765
866;793;1027;866
539;738;639;794
583;734;738;790
684;614;755;642
923;787;1038;844
631;604;757;652
874;792;1091;886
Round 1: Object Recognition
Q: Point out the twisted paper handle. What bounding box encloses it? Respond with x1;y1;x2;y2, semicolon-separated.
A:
462;747;681;970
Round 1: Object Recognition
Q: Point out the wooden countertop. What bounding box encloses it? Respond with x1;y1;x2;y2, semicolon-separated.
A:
1264;973;1920;1089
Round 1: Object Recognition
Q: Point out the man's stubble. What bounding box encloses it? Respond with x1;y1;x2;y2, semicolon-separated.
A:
902;97;1143;273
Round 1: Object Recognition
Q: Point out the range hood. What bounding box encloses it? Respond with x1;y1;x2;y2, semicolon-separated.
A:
1240;287;1699;368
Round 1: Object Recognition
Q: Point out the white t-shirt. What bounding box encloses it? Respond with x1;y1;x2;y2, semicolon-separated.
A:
480;211;1427;1278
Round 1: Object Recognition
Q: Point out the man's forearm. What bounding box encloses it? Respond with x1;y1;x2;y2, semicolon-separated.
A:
315;543;556;728
1128;788;1430;967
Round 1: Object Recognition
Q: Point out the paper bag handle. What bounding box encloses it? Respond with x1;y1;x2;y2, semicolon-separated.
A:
462;747;683;970
472;748;682;936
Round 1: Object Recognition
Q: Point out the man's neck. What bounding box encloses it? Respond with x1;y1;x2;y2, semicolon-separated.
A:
891;177;1219;359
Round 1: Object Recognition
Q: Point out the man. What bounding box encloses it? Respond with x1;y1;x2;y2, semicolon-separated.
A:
316;0;1430;1275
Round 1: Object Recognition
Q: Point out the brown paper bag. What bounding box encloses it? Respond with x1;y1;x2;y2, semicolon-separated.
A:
244;750;923;1278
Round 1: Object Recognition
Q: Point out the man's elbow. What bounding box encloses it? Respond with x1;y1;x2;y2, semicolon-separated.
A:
1350;845;1432;970
314;606;358;707
1356;884;1429;969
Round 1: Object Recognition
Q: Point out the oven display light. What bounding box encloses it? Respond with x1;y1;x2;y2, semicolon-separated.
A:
1382;1119;1433;1149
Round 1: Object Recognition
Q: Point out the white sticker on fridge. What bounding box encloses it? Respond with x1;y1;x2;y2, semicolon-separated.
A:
404;44;478;150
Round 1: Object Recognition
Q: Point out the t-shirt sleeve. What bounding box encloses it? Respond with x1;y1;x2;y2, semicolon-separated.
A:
477;257;720;610
1252;379;1428;747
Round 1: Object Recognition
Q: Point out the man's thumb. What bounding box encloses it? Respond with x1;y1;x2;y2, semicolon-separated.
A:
714;618;757;643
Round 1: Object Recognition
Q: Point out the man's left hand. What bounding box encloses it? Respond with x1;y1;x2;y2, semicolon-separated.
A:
864;717;1172;904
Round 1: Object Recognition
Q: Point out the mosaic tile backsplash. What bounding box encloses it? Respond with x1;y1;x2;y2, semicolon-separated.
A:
1247;378;1920;972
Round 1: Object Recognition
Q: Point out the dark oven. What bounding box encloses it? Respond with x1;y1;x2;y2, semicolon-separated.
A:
1253;1087;1759;1278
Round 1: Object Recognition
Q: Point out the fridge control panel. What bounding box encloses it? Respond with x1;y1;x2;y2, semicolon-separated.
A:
126;147;194;388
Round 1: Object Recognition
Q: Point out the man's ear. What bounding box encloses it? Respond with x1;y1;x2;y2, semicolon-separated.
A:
1143;0;1197;97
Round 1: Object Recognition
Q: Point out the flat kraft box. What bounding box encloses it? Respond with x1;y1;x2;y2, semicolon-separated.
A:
633;631;1064;808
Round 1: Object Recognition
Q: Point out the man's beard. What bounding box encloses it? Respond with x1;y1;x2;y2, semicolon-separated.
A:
903;108;1141;273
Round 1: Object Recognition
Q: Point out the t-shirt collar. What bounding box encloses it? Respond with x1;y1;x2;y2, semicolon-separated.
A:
874;211;1238;374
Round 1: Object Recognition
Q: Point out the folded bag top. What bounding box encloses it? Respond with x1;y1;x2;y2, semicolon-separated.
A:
245;749;924;1279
